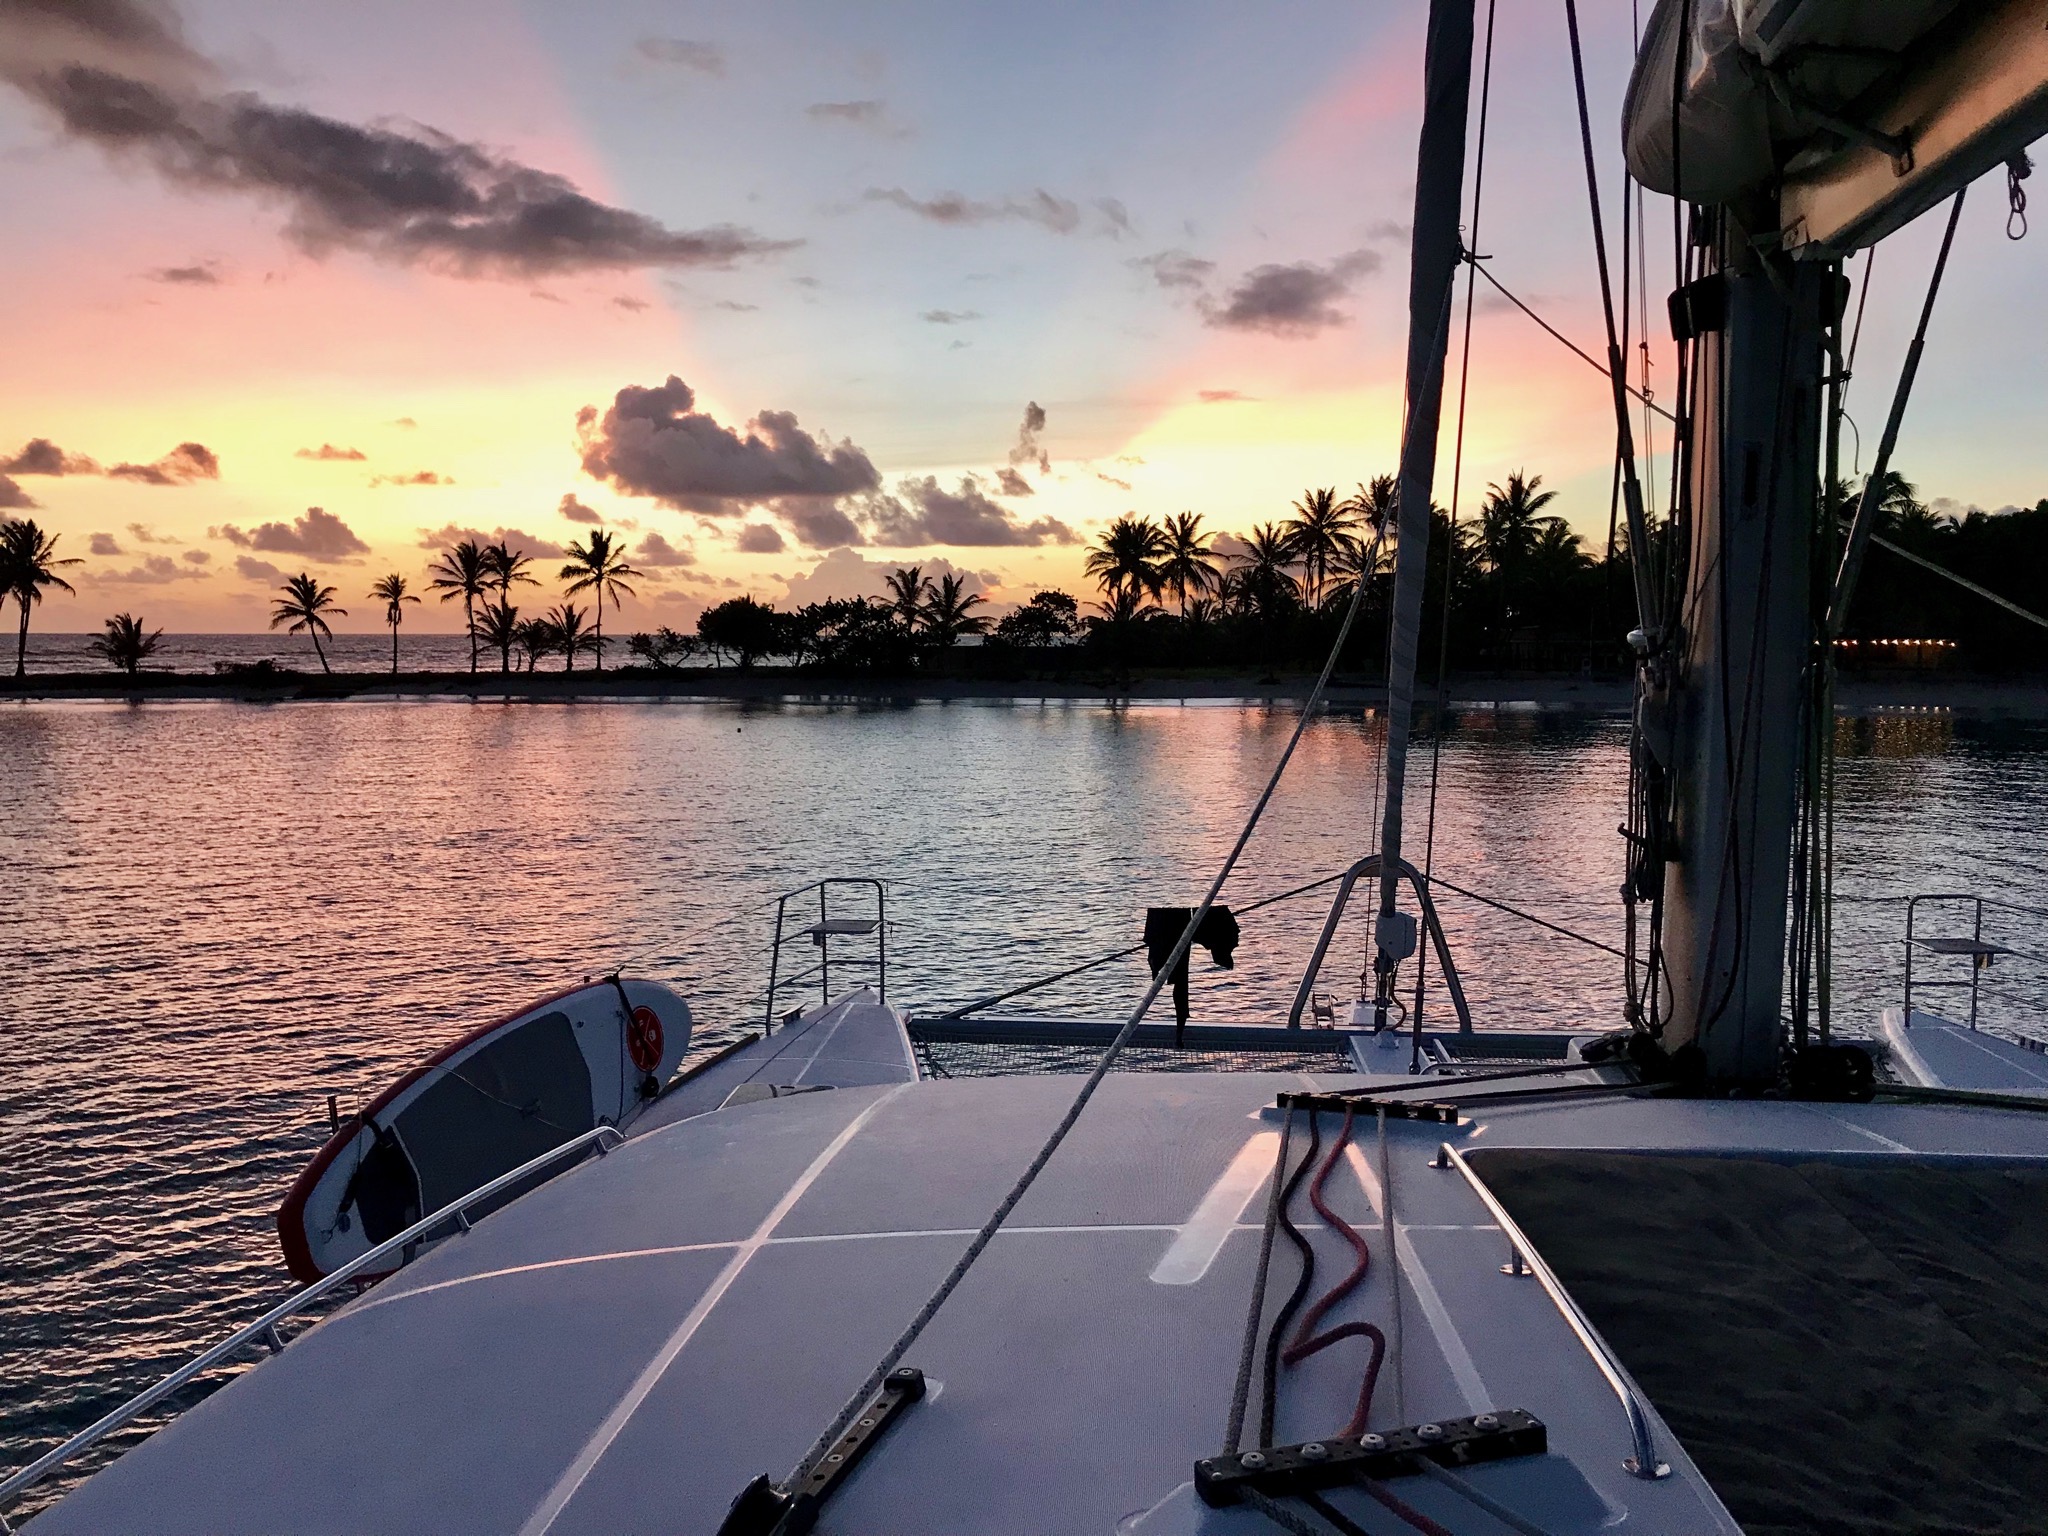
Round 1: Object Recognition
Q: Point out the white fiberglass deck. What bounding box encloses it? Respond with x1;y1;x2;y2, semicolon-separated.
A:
29;1016;2048;1535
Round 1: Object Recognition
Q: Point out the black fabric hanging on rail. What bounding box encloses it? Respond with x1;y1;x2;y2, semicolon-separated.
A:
1144;906;1240;1029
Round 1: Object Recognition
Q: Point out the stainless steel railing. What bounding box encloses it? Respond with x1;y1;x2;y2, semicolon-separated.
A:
0;1123;626;1522
762;878;887;1032
1434;1141;1669;1480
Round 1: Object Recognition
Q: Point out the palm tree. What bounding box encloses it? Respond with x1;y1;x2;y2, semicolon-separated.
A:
428;540;490;673
884;566;928;634
548;603;596;672
1159;511;1221;618
560;530;639;670
482;541;539;672
1342;475;1401;535
471;599;521;670
1083;514;1168;601
1227;522;1301;620
921;572;988;647
270;573;346;674
87;612;163;676
1477;471;1560;573
1283;487;1360;608
369;573;420;675
2;518;81;677
514;616;559;672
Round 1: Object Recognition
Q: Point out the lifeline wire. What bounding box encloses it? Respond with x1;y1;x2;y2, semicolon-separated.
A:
781;517;1396;1494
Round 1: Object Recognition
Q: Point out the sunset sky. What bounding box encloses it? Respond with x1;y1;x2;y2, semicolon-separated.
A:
3;0;2043;634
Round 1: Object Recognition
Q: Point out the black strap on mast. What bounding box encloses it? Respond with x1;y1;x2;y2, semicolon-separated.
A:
1372;0;1476;1016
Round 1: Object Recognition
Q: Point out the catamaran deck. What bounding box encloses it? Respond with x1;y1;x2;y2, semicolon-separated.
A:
27;1007;2048;1535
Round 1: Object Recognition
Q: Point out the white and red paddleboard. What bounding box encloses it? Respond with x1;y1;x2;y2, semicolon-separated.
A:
277;977;691;1283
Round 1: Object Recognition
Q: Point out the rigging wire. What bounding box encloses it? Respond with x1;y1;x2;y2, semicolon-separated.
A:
1460;258;1675;422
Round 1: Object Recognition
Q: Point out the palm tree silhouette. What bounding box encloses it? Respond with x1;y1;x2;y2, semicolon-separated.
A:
271;573;346;673
1227;522;1301;620
1159;512;1221;618
428;540;489;673
560;531;639;670
883;566;927;634
2;518;82;676
514;616;558;672
548;603;595;671
1343;475;1400;535
1084;514;1167;602
369;574;420;674
1283;487;1360;609
1478;471;1560;573
921;572;988;647
471;599;521;668
483;541;539;672
87;613;163;676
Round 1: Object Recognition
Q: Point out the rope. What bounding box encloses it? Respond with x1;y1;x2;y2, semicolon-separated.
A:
1413;1458;1562;1536
780;518;1394;1494
1868;534;2048;634
2010;150;2032;240
1225;1105;1299;1452
1463;257;1676;421
1280;1106;1388;1441
1261;1107;1324;1447
1243;1489;1338;1536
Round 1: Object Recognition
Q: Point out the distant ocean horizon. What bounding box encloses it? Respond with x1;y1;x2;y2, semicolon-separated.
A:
14;630;596;676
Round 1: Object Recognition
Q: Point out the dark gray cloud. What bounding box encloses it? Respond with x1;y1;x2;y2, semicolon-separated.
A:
921;308;979;324
576;375;880;516
416;524;566;558
213;505;369;560
1095;198;1132;238
713;298;759;312
108;440;218;484
635;38;724;76
1;9;786;279
636;530;696;566
736;523;784;554
3;438;98;475
370;469;451;487
863;187;1083;235
234;555;285;583
181;547;208;563
148;261;217;283
558;493;602;524
1204;251;1381;337
0;474;38;509
89;531;122;554
1007;400;1048;474
1135;249;1215;291
783;502;863;549
1096;471;1132;491
127;522;169;543
864;476;1074;548
295;443;365;461
611;294;649;312
994;467;1034;497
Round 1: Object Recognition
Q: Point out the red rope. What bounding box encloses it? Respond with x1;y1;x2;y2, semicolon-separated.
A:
1281;1105;1390;1438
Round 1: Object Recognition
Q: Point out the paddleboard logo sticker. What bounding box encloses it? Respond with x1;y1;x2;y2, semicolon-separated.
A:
628;1005;664;1072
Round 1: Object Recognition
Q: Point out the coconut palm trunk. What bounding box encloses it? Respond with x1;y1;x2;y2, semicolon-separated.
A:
15;599;29;678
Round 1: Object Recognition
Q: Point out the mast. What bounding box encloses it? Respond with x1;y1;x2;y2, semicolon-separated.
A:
1623;0;2048;1084
1372;0;1475;1017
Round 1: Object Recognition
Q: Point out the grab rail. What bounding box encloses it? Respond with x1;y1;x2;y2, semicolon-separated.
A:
763;878;887;1032
1434;1142;1669;1480
0;1124;626;1520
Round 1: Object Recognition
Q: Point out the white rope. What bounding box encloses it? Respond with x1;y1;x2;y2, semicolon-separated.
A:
780;531;1388;1492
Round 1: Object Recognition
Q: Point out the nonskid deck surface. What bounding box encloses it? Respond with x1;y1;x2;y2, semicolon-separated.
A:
32;1058;2048;1536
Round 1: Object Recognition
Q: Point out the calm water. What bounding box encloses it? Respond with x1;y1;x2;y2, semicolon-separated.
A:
4;697;2046;1507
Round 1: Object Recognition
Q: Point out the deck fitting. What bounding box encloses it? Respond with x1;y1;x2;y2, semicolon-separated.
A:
1194;1409;1547;1507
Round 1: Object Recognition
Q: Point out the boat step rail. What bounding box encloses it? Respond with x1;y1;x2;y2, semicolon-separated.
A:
761;877;887;1034
0;1123;628;1525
